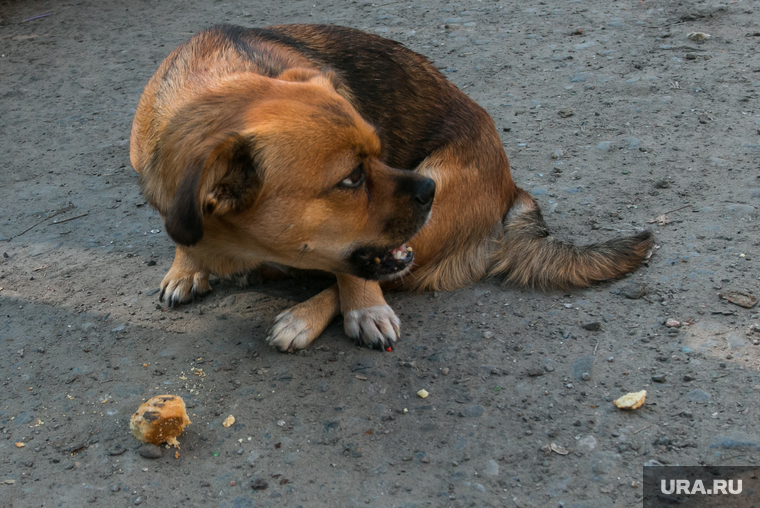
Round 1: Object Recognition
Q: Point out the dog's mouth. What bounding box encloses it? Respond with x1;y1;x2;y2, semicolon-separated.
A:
350;243;414;280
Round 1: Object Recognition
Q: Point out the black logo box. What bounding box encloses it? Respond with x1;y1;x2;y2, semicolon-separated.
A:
644;466;759;507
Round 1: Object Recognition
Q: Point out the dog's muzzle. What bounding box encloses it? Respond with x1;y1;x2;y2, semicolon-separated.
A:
351;243;415;280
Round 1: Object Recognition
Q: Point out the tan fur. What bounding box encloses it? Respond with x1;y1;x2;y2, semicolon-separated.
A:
487;190;653;290
131;25;653;351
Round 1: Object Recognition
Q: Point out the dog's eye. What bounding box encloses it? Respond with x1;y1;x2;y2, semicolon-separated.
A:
339;164;365;188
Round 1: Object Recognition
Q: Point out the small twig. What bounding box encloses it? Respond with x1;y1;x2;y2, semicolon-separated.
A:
661;204;691;215
52;213;88;224
658;45;708;52
23;13;52;22
7;204;75;240
634;424;651;434
13;219;50;240
593;341;599;356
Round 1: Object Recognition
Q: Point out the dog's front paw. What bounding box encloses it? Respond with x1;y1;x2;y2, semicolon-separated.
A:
344;305;400;350
267;309;317;353
159;269;211;307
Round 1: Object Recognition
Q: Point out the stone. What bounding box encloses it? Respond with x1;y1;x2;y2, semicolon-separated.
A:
686;389;710;403
137;444;163;459
572;356;595;380
109;445;127;456
622;283;648;299
251;478;268;490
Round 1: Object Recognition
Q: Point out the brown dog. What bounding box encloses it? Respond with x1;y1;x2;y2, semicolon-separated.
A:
130;24;652;352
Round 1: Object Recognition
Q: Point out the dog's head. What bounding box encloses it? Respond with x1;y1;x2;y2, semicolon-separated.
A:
156;70;435;280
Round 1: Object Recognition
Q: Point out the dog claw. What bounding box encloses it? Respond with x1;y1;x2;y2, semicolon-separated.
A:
159;270;211;308
267;311;315;352
344;305;400;351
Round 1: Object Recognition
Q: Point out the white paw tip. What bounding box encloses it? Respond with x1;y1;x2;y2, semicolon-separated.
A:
344;305;401;346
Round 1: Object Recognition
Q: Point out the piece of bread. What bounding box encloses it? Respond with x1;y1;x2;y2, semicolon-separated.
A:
130;395;191;447
613;390;646;410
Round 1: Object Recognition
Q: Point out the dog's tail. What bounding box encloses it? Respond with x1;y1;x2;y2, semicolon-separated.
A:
488;190;653;290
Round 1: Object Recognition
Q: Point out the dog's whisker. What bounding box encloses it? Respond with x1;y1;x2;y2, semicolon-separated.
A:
294;243;309;270
260;223;293;267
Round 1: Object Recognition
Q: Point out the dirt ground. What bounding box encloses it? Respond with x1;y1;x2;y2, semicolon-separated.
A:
1;0;759;506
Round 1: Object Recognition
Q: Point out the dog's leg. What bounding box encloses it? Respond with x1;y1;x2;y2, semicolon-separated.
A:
267;285;341;352
337;274;400;350
159;246;212;307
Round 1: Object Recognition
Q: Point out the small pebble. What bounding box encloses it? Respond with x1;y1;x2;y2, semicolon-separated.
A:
230;480;236;487
134;497;142;506
582;322;601;331
654;179;671;189
683;374;695;382
109;445;126;456
622;283;648;299
251;478;268;490
652;374;666;383
442;367;450;375
581;372;591;381
137;444;163;459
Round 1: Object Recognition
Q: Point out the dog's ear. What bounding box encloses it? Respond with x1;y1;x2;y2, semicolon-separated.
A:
165;134;262;247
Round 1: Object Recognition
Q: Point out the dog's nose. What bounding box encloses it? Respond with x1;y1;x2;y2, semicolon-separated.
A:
414;177;436;207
